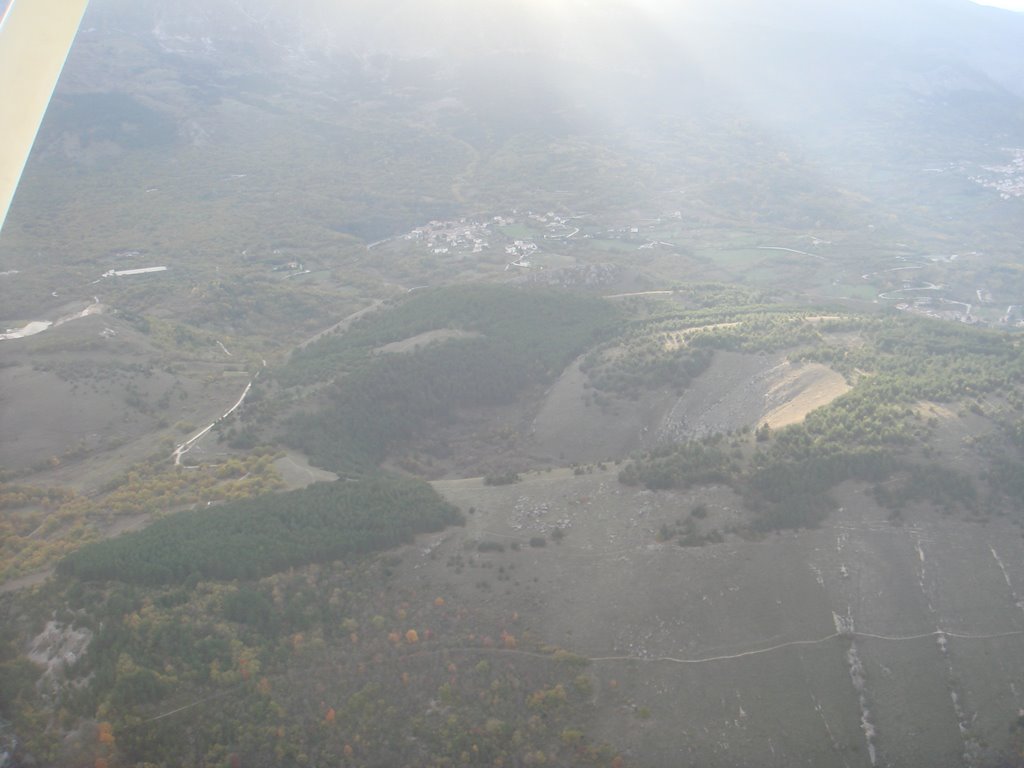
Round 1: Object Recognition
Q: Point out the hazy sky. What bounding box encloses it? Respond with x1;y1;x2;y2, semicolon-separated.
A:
972;0;1024;9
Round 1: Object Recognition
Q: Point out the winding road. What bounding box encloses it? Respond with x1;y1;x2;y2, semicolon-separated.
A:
172;375;257;466
174;300;386;464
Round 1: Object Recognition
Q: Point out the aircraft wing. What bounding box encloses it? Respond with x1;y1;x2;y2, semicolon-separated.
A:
0;0;90;232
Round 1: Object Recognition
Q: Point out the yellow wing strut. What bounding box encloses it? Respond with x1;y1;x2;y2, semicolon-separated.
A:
0;0;90;232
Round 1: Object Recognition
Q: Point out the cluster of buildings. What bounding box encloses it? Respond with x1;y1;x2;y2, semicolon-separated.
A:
394;209;630;271
970;148;1024;200
101;266;167;278
404;218;490;256
401;214;553;270
504;239;537;268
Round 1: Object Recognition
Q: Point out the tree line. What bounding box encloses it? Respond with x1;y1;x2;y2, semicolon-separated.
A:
57;475;463;585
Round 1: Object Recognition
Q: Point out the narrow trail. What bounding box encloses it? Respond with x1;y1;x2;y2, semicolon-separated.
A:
589;628;1024;666
124;627;1024;727
604;290;675;299
297;299;384;350
757;245;825;260
172;378;254;465
174;297;385;465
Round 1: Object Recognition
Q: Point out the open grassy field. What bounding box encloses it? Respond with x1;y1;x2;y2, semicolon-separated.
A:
392;469;1024;766
0;313;246;477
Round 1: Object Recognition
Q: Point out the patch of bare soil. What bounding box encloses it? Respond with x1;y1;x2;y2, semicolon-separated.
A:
659;352;849;441
657;352;786;441
760;362;851;428
375;328;482;355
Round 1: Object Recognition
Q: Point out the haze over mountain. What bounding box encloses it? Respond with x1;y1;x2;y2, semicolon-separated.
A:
12;0;1016;249
47;0;1024;155
4;4;1024;767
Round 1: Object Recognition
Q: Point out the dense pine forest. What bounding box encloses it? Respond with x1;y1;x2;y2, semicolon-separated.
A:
57;476;462;584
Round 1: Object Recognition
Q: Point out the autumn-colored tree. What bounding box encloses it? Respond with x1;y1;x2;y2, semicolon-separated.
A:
97;722;115;746
325;707;336;724
405;629;419;644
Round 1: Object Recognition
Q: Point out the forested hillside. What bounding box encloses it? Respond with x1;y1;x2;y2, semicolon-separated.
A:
281;285;619;473
619;311;1024;530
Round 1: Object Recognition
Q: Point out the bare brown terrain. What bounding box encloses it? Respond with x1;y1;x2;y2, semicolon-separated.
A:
658;352;794;441
760;361;851;429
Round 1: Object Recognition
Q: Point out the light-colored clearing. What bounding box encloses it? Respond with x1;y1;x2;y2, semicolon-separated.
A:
915;402;958;420
761;363;851;428
663;322;741;351
0;320;52;339
273;451;338;490
376;329;481;355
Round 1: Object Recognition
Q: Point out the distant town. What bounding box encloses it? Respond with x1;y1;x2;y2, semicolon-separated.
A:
969;148;1024;199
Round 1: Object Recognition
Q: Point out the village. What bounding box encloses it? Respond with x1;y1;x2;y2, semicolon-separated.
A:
388;210;601;271
969;147;1024;199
